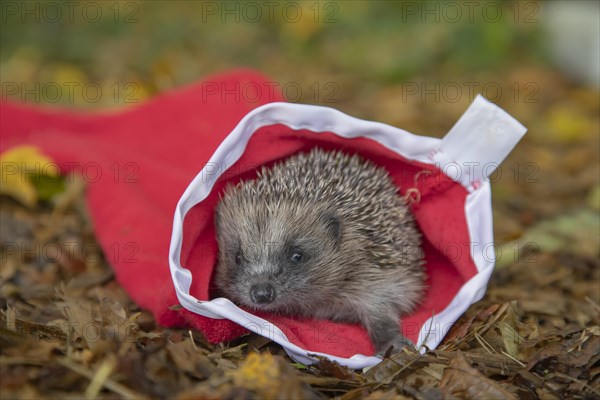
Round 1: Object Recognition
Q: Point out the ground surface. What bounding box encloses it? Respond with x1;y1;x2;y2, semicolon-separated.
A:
1;2;599;399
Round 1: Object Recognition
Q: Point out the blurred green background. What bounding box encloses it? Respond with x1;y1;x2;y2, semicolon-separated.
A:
0;1;572;118
1;0;599;241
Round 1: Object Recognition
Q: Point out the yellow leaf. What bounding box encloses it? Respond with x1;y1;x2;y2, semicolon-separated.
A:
233;352;281;398
547;105;593;143
499;302;523;359
588;184;600;212
278;2;326;43
1;145;58;176
0;145;59;207
52;63;88;87
0;172;37;207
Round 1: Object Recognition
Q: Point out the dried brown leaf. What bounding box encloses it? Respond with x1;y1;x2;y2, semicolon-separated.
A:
167;338;215;380
439;354;518;400
314;357;363;381
526;334;600;371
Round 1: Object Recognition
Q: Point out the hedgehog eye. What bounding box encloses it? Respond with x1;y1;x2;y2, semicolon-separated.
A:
290;251;303;263
235;251;243;266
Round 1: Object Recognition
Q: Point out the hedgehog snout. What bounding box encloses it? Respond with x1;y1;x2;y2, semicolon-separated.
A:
250;282;276;304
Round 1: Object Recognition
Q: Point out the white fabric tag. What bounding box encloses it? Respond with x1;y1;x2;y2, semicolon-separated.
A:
436;95;527;190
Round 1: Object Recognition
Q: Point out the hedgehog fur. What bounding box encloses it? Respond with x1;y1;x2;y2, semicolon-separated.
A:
214;147;425;355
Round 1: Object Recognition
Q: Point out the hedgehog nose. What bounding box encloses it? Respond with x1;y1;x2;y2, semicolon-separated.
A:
250;283;275;304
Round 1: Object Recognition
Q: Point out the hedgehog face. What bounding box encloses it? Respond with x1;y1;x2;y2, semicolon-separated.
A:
214;198;342;314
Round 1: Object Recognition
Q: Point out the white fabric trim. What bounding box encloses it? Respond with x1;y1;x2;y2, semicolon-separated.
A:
168;95;526;368
416;184;495;349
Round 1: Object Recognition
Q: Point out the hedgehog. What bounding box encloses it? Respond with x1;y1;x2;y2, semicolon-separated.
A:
213;147;425;355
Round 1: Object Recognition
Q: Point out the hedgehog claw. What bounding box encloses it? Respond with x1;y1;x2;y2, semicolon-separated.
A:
377;336;415;358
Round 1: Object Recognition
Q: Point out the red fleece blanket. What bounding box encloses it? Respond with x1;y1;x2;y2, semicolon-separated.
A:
1;70;484;359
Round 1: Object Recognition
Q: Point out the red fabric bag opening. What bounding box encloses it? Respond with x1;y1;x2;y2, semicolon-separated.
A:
178;124;477;357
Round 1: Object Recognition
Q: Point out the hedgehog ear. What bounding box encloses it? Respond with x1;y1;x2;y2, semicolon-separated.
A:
322;210;342;247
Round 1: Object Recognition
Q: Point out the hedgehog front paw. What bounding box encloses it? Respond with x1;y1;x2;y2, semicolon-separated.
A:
368;317;416;357
376;335;415;358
